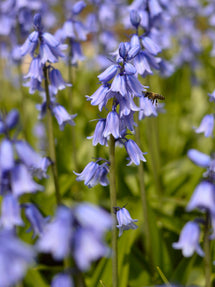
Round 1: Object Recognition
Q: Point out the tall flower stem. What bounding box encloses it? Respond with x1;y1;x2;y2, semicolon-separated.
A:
68;49;78;170
17;62;28;139
43;65;61;205
204;211;211;287
109;135;118;287
134;118;153;270
146;117;162;202
16;21;27;139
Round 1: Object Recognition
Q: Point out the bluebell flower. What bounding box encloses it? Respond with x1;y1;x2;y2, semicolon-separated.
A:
23;78;44;94
23;203;49;238
5;109;20;130
0;139;14;172
72;1;86;15
39;32;67;64
124;139;147;166
20;13;66;63
110;72;144;96
62;20;87;42
74;161;109;188
186;181;215;215
103;110;120;139
15;140;51;179
116;207;138;237
37;206;73;260
120;112;136;132
187;149;210;168
24;56;43;82
20;30;39;57
68;39;85;65
148;0;162;18
130;10;141;28
98;64;118;83
1;193;24;229
0;230;35;287
87;119;107;146
51;273;74;287
208;90;215;102
37;202;112;270
74;161;99;184
48;68;72;95
51;104;76;131
0;109;19;134
73;227;110;271
139;96;158;119
195;114;214;137
116;92;139;117
141;36;162;56
172;221;204;257
11;163;44;196
74;203;113;235
87;84;109;111
135;50;161;77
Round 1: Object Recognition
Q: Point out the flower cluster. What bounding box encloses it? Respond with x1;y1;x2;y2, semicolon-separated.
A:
0;110;51;230
37;203;112;271
56;0;87;66
20;13;76;130
173;90;215;257
75;42;147;189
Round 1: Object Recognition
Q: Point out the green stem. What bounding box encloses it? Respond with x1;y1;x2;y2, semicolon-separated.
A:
135;119;153;269
109;135;118;287
43;65;61;205
204;212;211;287
17;62;28;139
68;48;78;170
146;117;162;202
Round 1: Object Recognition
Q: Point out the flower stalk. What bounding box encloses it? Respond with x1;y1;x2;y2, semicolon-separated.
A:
109;134;118;287
68;50;78;170
43;65;61;205
204;211;211;287
135;118;153;269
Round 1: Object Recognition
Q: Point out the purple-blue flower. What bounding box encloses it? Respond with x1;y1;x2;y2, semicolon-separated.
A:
124;139;147;166
1;193;24;229
51;273;74;287
51;104;76;131
37;206;73;260
88;119;107;146
187;149;210;168
20;13;67;63
0;109;19;134
48;68;72;95
23;203;49;238
74;203;113;235
186;181;215;215
15;140;51;179
0;139;14;172
139;96;158;119
103;110;120;139
11;163;44;196
74;161;109;188
172;221;204;257
0;230;35;287
73;227;110;271
116;207;138;237
98;64;118;83
24;56;43;82
195;114;214;137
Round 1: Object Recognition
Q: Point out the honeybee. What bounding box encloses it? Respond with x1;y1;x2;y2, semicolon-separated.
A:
144;92;165;104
